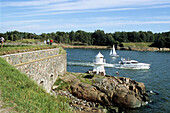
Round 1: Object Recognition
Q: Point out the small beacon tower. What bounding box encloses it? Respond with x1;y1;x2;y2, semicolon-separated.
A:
93;52;106;76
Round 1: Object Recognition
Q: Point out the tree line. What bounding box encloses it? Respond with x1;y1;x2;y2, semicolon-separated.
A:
0;30;170;48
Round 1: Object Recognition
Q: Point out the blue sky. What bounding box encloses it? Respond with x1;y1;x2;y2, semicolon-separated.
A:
0;0;170;34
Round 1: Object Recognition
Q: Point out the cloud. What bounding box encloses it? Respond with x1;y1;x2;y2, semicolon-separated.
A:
3;0;170;18
4;4;170;18
2;0;170;10
1;0;69;7
1;19;170;34
37;20;170;30
25;0;170;13
1;0;170;33
0;20;48;27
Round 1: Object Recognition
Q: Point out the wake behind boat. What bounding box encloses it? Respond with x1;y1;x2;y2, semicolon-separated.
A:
67;61;115;68
109;44;119;57
116;58;151;69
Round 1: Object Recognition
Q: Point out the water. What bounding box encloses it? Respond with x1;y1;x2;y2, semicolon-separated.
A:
66;48;170;113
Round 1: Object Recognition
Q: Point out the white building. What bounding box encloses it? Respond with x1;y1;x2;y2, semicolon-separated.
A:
93;52;106;76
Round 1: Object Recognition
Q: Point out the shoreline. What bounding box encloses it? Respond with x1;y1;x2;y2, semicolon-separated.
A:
58;44;170;52
4;42;170;52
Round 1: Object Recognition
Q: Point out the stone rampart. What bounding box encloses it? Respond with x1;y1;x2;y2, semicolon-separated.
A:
1;48;66;92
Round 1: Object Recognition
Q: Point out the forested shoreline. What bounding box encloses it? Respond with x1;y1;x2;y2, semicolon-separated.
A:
0;30;170;48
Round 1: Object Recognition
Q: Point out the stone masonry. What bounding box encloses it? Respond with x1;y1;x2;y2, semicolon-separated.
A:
1;48;67;93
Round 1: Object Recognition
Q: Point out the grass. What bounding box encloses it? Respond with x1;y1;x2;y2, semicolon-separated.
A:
53;73;94;91
0;58;72;113
6;39;41;43
53;79;71;92
0;45;66;56
59;46;66;54
71;73;100;85
122;42;153;48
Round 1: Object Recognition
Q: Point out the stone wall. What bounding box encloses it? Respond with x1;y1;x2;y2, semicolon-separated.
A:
1;48;67;93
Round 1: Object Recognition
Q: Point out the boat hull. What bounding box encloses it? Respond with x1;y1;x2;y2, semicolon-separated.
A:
115;63;150;69
110;54;119;57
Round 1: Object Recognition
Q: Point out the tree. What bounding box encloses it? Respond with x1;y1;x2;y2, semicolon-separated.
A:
41;33;47;40
63;33;70;43
69;31;75;42
27;33;33;39
13;34;19;41
92;30;107;45
106;34;115;46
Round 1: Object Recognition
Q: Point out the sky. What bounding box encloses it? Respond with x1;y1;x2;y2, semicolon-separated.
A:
0;0;170;34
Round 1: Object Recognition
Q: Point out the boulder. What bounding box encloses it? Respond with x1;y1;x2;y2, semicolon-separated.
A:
92;77;148;108
60;73;148;109
70;82;112;106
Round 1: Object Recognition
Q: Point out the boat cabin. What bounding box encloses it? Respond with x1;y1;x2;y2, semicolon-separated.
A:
119;59;138;65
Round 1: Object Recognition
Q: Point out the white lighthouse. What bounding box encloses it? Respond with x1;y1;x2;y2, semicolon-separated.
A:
93;52;106;76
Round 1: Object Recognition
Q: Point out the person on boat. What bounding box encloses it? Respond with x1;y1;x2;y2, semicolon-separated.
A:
116;71;119;76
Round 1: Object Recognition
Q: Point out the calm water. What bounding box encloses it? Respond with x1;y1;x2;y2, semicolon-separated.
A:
66;48;170;113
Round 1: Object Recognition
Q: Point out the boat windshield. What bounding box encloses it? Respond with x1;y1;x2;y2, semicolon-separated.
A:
126;62;131;64
131;62;138;64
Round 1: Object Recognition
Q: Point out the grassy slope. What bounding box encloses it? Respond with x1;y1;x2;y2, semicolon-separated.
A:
122;42;152;48
0;45;60;56
0;58;71;113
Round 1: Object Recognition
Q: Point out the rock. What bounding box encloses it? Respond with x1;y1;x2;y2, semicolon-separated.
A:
92;77;148;108
70;82;111;106
56;73;148;110
52;85;59;90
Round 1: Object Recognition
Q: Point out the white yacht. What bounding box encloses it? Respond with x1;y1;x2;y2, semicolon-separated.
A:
110;44;119;57
116;58;150;69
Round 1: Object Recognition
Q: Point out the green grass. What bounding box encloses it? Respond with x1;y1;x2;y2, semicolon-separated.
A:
0;45;66;56
59;46;66;54
53;79;71;92
122;42;152;48
71;73;96;85
0;58;72;113
6;39;41;43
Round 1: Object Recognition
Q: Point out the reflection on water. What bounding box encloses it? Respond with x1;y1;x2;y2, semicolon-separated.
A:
110;56;117;62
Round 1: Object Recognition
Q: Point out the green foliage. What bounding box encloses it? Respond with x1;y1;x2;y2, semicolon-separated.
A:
80;78;92;85
1;30;170;48
92;30;107;45
72;73;94;85
59;46;66;54
151;32;170;48
0;58;72;113
53;79;71;92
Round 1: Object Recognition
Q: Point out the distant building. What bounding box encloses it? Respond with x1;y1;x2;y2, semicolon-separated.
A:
93;52;106;76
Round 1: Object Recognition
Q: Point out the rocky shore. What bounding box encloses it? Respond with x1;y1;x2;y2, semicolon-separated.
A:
59;44;170;51
52;73;150;113
117;46;170;52
4;42;170;51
